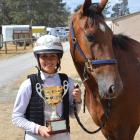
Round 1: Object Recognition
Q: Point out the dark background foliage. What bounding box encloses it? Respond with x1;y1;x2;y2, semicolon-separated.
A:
0;0;70;26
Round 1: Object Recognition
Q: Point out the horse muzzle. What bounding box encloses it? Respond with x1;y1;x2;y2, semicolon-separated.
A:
97;77;123;99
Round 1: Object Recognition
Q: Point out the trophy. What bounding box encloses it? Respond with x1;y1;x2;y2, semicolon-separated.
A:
43;80;69;134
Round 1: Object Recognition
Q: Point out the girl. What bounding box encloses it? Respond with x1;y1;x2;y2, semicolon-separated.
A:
12;35;82;140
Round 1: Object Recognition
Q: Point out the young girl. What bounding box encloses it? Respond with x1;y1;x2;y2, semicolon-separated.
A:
12;35;82;140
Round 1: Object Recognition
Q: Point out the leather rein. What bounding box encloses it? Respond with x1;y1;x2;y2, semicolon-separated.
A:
70;22;115;134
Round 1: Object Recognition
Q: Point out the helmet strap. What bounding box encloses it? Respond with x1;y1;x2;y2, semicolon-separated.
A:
35;66;44;84
36;54;41;70
57;62;61;71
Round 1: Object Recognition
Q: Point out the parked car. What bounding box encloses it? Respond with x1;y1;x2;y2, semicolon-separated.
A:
46;27;69;41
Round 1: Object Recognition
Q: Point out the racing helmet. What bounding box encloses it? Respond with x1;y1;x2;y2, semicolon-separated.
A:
33;35;63;58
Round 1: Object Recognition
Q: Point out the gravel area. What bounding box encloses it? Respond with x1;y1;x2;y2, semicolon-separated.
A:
0;44;139;140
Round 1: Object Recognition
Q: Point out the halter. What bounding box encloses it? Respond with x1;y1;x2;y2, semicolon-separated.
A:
70;21;113;134
70;22;117;80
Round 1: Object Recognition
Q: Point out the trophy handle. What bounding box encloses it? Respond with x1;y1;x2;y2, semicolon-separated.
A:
62;80;69;98
35;83;43;99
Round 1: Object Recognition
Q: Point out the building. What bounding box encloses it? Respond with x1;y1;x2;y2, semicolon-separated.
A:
107;11;140;42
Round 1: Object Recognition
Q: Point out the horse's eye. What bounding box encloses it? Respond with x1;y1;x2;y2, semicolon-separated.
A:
86;33;96;42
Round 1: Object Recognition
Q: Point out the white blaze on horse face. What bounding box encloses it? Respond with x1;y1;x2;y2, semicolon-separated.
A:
99;23;106;32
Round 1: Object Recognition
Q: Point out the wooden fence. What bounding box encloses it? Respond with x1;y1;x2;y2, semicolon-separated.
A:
0;38;34;54
0;34;3;49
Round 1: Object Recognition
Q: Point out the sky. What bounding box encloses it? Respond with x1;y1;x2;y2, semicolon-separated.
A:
65;0;140;14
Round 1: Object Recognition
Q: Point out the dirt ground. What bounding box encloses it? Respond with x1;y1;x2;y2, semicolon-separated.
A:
0;46;140;140
0;44;32;59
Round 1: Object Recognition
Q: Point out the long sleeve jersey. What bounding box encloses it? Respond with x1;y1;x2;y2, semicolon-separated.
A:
12;71;81;140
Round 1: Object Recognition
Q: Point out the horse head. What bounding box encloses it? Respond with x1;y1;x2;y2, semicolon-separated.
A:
70;0;123;99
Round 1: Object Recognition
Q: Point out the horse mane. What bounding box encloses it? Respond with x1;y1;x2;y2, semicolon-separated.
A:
112;34;137;51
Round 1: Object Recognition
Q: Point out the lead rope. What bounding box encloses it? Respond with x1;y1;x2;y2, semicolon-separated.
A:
83;89;86;113
73;97;112;134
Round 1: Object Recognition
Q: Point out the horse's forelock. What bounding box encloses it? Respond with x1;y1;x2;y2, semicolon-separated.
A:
83;0;92;14
84;4;105;32
83;0;108;14
89;3;102;13
74;3;104;20
84;3;104;18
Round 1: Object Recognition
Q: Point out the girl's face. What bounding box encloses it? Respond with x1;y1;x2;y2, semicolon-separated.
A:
39;53;59;74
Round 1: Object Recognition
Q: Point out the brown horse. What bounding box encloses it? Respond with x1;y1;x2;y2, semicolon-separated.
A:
69;0;140;139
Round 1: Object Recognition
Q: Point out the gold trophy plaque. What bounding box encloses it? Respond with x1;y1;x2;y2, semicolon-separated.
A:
43;80;69;134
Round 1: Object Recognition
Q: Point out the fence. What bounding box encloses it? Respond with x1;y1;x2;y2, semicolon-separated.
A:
0;38;34;54
0;34;3;48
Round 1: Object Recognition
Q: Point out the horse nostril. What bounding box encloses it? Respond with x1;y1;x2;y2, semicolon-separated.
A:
108;85;116;96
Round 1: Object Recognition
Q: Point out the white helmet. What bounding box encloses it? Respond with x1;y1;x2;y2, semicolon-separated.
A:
33;35;63;58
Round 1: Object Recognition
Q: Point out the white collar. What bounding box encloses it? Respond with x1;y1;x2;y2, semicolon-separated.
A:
40;71;58;81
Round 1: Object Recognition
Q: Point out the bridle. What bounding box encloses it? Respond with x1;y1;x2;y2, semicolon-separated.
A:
70;21;117;81
70;21;114;134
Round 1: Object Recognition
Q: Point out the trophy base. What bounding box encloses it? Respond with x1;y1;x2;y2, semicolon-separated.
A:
46;119;68;135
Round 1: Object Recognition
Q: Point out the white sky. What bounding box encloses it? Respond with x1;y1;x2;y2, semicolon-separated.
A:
65;0;140;13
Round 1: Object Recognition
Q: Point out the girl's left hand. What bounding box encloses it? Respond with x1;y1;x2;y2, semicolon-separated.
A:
72;87;82;104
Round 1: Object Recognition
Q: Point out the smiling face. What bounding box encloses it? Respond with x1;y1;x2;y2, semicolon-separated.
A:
39;53;59;74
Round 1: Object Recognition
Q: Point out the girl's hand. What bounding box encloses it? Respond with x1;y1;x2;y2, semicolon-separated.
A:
72;85;82;104
38;126;51;138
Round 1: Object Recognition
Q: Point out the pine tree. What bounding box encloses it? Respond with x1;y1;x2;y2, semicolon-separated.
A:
0;0;70;26
111;0;129;18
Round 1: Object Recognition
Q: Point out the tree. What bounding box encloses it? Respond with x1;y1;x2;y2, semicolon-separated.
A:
0;0;12;24
0;0;70;26
111;0;130;18
74;4;82;12
102;1;111;18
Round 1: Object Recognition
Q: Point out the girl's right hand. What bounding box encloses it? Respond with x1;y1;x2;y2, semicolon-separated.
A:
38;126;51;138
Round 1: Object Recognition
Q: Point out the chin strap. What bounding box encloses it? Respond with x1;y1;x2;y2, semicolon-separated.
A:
35;66;44;84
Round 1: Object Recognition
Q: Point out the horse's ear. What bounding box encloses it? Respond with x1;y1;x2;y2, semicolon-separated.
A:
83;0;92;14
98;0;108;13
